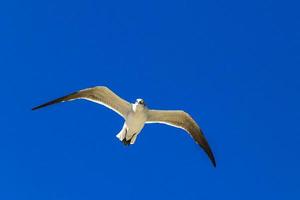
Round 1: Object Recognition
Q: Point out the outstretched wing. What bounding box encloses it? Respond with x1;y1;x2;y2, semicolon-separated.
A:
32;86;131;118
146;110;216;167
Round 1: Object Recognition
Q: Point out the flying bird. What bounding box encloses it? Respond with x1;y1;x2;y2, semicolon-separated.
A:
32;86;216;167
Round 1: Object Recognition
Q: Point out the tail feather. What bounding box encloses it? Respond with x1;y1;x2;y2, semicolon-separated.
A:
129;133;138;144
116;128;126;141
120;133;137;146
121;138;131;146
116;126;138;146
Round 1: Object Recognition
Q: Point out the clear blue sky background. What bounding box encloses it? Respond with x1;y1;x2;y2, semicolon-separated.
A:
0;0;299;199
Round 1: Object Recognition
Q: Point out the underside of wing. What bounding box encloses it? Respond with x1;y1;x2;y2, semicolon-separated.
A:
32;86;131;118
146;110;216;167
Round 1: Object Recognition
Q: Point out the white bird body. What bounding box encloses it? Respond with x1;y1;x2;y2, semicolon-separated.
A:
117;102;148;144
32;86;216;167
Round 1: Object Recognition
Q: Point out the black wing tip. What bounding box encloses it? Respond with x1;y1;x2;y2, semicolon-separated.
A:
32;104;44;110
201;142;217;168
211;157;217;168
31;91;79;111
31;102;52;111
32;106;43;111
31;91;78;111
209;150;217;168
32;105;41;111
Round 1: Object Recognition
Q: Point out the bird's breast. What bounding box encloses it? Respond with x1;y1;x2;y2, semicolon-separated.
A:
125;111;147;132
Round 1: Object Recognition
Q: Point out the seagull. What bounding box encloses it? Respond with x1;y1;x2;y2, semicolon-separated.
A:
32;86;216;167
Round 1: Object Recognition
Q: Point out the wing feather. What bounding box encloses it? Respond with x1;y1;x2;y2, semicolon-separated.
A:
146;110;216;167
32;86;131;118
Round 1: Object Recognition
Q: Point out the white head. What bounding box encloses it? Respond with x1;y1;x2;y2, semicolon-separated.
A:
133;98;146;111
135;98;146;106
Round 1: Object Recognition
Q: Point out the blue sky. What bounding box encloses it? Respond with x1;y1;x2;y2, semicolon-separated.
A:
1;0;299;199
